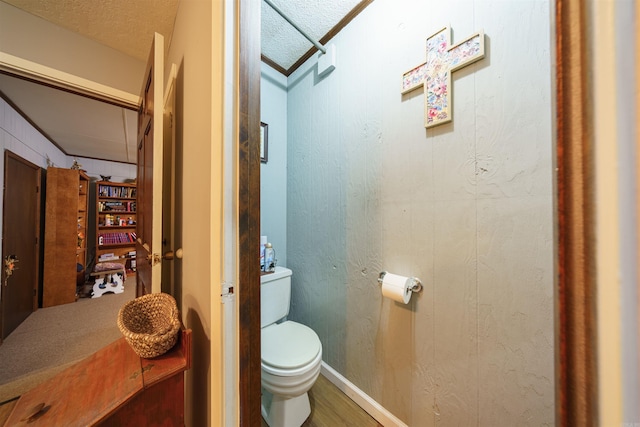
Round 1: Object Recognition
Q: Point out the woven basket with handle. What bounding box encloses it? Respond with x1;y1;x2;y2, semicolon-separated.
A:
117;292;181;358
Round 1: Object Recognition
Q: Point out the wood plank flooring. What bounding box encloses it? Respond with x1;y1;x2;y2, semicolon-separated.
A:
262;374;383;427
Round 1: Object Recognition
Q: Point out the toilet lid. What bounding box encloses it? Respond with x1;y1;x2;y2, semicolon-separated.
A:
261;321;321;370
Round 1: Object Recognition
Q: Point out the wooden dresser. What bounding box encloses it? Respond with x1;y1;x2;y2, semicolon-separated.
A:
4;329;191;426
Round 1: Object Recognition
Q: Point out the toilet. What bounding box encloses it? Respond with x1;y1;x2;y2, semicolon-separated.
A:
261;267;322;427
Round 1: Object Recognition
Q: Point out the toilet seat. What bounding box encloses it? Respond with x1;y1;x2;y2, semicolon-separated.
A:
262;321;321;376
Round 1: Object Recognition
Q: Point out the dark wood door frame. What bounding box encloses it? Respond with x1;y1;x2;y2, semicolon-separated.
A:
238;0;600;425
555;0;598;425
238;0;262;425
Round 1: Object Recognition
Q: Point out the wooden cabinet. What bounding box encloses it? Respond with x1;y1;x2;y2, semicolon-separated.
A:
96;181;137;271
43;167;89;307
4;329;192;426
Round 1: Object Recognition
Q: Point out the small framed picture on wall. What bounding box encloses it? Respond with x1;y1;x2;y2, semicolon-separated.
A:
260;122;268;163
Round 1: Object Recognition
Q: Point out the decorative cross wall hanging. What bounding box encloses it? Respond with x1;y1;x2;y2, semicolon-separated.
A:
402;26;485;128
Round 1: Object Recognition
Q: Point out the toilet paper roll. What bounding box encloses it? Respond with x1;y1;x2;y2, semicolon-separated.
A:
381;273;412;304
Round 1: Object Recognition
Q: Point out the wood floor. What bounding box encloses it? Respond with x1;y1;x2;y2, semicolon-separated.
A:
262;374;383;427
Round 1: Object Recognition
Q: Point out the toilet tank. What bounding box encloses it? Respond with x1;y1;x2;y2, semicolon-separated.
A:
260;266;292;328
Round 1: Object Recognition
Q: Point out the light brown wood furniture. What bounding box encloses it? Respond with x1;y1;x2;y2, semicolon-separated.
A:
42;167;89;307
95;181;137;272
4;328;192;426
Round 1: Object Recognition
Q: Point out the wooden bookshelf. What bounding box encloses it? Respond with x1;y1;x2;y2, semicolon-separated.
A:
95;181;137;271
43;167;90;307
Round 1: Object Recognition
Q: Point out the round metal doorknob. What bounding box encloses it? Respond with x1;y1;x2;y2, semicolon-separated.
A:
163;248;183;260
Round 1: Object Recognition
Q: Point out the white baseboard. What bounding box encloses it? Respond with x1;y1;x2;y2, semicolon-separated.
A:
320;362;408;427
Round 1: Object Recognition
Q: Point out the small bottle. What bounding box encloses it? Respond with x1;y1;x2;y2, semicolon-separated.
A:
260;236;267;271
264;243;276;273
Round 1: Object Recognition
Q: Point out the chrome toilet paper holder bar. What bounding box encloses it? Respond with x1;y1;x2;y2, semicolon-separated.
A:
377;271;423;293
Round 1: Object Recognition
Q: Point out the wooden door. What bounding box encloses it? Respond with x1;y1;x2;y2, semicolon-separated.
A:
161;65;177;298
1;151;40;341
136;32;164;296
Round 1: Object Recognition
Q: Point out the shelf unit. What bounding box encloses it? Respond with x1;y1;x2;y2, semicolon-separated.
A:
96;181;137;271
43;167;89;307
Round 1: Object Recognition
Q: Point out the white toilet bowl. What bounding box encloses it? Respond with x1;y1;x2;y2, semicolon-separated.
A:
261;320;322;427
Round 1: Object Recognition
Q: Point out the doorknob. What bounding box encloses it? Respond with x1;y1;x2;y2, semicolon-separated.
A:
145;249;182;266
163;248;183;260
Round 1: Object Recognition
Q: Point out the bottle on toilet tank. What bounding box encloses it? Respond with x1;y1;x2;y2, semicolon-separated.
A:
264;243;276;272
260;235;267;271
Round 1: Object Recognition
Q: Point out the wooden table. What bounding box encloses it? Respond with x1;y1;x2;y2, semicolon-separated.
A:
4;329;191;426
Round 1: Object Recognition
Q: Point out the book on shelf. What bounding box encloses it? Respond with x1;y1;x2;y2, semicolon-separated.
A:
98;232;137;245
98;201;136;212
98;184;137;199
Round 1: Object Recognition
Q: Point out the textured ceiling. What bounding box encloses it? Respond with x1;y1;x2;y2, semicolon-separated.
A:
0;0;370;163
1;0;179;62
3;0;363;69
261;0;363;72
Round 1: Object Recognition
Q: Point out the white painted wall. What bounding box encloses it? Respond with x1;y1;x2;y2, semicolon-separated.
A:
0;2;145;95
0;98;67;169
593;0;639;424
165;0;228;425
260;62;288;268
283;0;554;425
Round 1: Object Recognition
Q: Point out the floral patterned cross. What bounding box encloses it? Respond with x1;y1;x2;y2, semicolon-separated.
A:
402;27;485;128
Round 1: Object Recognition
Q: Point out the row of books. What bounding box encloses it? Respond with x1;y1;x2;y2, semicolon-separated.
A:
98;185;137;199
98;232;137;246
98;201;136;212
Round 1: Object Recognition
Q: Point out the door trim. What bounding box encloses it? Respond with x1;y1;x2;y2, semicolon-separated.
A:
238;0;262;424
555;0;598;425
0;52;138;108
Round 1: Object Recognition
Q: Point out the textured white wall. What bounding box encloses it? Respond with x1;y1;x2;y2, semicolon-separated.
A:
285;0;554;424
260;63;288;268
0;98;67;169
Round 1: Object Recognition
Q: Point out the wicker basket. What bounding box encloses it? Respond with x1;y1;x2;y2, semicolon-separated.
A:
117;293;181;358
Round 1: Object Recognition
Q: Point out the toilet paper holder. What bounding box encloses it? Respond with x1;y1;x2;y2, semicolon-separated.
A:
377;271;423;293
